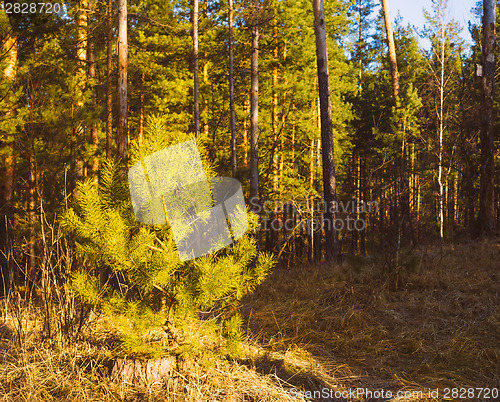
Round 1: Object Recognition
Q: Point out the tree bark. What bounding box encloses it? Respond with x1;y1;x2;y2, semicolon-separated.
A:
381;0;399;101
0;25;17;296
88;0;99;185
229;0;237;176
76;0;87;181
312;0;339;261
243;96;249;167
106;0;113;158
139;72;144;144
117;0;128;163
438;17;445;239
192;0;200;136
382;0;414;245
249;0;260;209
272;17;279;193
479;0;496;236
28;137;36;298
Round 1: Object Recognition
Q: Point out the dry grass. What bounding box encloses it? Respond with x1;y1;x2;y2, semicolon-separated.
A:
241;240;500;399
0;310;306;401
0;240;498;401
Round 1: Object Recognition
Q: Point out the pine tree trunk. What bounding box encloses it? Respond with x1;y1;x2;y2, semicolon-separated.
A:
28;141;36;298
438;16;445;239
76;0;87;180
88;1;99;185
291;105;296;170
479;0;496;236
309;136;315;262
229;0;237;176
139;72;144;144
203;0;209;141
192;0;200;135
203;61;209;138
0;27;17;296
243;96;249;167
117;0;128;163
381;0;399;101
272;17;278;193
312;0;339;261
106;0;113;158
249;0;260;209
357;0;363;95
279;42;287;198
381;0;414;244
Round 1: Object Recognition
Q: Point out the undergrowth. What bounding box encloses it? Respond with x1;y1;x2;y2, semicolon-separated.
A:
0;240;498;401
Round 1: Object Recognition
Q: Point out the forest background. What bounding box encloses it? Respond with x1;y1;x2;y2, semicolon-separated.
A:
0;0;498;398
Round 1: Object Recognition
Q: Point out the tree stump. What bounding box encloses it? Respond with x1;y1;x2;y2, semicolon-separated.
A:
110;356;177;387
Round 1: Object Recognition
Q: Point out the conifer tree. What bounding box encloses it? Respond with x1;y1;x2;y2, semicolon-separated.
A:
62;116;274;356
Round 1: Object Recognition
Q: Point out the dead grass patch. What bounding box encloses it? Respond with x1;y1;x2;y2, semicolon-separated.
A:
241;240;500;398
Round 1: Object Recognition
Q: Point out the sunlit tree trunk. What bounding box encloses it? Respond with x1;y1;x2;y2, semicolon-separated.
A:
279;42;287;197
437;13;445;239
139;72;144;144
309;133;315;263
117;0;128;163
76;0;87;180
0;24;17;296
381;0;399;101
243;96;249;167
479;0;496;236
106;0;113;158
229;0;237;176
88;0;99;185
382;0;414;244
192;0;200;135
249;0;260;209
272;17;279;193
312;0;339;261
28;136;36;298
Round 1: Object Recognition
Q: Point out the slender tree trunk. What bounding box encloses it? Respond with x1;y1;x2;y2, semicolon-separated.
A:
139;72;144;144
202;0;209;139
479;0;496;236
291;104;296;170
381;0;399;101
76;0;87;180
272;17;279;193
88;1;99;185
279;42;287;197
312;0;339;261
357;0;363;95
192;0;200;135
249;0;260;209
243;96;249;167
106;0;113;158
28;138;36;298
203;61;209;138
117;0;128;163
382;0;414;245
229;0;237;176
438;15;445;239
309;135;315;262
0;27;17;296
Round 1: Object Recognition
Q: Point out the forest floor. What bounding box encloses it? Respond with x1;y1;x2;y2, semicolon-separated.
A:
239;239;500;401
0;240;498;401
